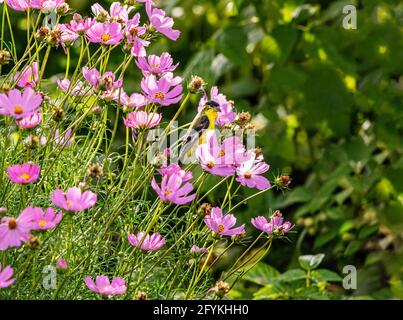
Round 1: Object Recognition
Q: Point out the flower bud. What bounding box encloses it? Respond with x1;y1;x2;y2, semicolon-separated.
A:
254;147;263;158
53;107;64;122
122;41;133;54
188;76;205;94
274;175;292;189
56;3;70;15
0;207;7;216
136;291;148;300
26;135;41;149
211;281;230;298
36;27;50;41
199;203;212;216
236;112;252;128
0;49;11;65
79;181;89;191
86;163;104;179
1;83;11;94
56;258;68;270
27;236;41;249
48;29;62;47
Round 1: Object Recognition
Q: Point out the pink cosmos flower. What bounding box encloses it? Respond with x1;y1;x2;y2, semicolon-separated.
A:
56;258;68;270
57;78;89;97
54;129;73;147
123;111;162;129
82;67;123;92
136;53;178;76
196;131;238;177
128;231;165;251
5;0;29;11
16;112;42;129
141;73;183;106
30;0;64;11
198;87;236;127
117;92;147;109
91;2;134;23
204;207;245;237
0;207;36;250
148;8;180;41
86;22;124;45
29;207;62;230
151;165;196;205
251;213;293;235
7;163;40;184
59;24;79;51
51;187;97;211
0;87;43;119
125;14;149;57
14;62;39;88
137;0;155;15
0;264;15;289
236;152;270;190
68;14;95;34
191;245;209;254
84;275;127;295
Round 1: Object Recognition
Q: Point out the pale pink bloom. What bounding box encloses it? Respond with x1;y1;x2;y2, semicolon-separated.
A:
0;263;15;288
136;52;178;76
0;87;42;119
117;92;146;109
156;164;192;182
86;22;124;45
91;2;134;23
251;214;293;235
68;14;95;34
236;152;270;190
57;78;89;96
54;129;73;147
196;131;237;177
7;163;40;184
198;87;236;127
59;24;79;51
148;8;180;41
30;0;64;11
84;276;127;295
125;14;149;57
56;258;68;270
0;207;36;250
137;0;155;15
123;111;162;129
141;73;183;106
204;207;245;237
128;231;165;251
14;62;39;88
191;245;209;254
30;207;62;230
16;112;42;129
82;67;122;92
5;0;29;11
51;187;97;211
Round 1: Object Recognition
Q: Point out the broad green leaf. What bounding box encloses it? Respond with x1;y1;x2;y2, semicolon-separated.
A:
278;269;306;282
216;25;248;66
242;262;280;286
298;253;325;270
311;269;342;282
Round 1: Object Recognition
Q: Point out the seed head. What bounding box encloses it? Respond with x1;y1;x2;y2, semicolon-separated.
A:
0;49;11;65
199;203;212;216
86;163;104;179
136;291;148;300
27;236;41;249
236;112;252;128
188;76;205;94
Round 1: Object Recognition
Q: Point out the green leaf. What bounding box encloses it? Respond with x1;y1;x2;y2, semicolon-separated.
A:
358;224;379;240
278;269;306;282
242;262;280;286
216;25;248;66
311;269;342;282
299;253;325;270
314;227;338;249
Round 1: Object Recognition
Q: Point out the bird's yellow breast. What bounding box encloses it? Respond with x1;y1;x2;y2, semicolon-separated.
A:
205;108;218;130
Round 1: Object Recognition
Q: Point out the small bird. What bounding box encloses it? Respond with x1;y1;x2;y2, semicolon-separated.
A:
178;100;220;163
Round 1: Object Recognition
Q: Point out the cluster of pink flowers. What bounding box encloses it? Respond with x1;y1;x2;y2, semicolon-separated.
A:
151;164;196;205
0;206;63;251
196;131;271;191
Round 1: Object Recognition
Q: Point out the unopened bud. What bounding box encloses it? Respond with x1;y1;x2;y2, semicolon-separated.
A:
136;291;147;300
27;236;40;249
86;163;104;179
188;76;205;94
1;83;11;93
211;281;230;298
236;112;252;128
122;41;133;54
0;49;11;65
274;175;292;189
199;203;212;216
0;207;7;215
56;3;70;15
79;181;89;191
53;107;64;122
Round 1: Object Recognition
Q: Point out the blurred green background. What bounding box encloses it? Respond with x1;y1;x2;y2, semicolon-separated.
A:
5;0;403;299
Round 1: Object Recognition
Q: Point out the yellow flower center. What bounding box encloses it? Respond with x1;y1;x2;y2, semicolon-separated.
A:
219;150;225;157
66;200;73;207
101;33;112;42
164;190;172;196
130;28;138;37
8;218;17;230
217;224;225;233
207;161;215;169
20;173;31;181
154;92;165;100
150;63;160;69
14;105;23;115
244;172;252;179
38;220;47;228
